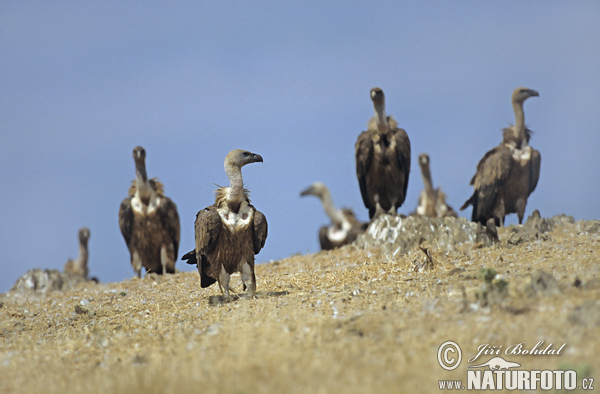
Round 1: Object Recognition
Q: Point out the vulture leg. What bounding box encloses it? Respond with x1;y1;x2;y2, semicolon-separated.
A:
132;252;142;278
160;246;168;275
219;265;231;300
516;199;526;224
241;261;256;296
373;196;386;218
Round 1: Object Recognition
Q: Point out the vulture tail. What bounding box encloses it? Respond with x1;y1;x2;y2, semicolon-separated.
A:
460;193;476;211
181;250;197;266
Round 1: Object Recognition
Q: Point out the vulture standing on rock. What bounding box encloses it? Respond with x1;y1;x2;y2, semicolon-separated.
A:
182;149;268;300
119;146;180;277
414;154;457;218
300;182;368;250
63;228;91;279
461;87;541;226
356;87;411;219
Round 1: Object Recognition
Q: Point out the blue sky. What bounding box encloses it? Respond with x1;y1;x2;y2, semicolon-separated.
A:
1;2;599;292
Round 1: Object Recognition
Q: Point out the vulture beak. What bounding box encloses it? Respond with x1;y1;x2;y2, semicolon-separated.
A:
133;146;145;160
252;153;263;163
529;89;540;97
300;186;315;197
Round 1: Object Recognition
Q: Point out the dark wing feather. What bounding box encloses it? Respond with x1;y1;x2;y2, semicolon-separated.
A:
194;206;222;288
195;206;222;256
524;127;534;144
181;250;197;265
529;148;541;194
462;144;509;210
393;127;411;202
472;146;513;222
460;192;476;211
158;197;180;258
252;209;268;254
118;197;134;250
355;131;374;209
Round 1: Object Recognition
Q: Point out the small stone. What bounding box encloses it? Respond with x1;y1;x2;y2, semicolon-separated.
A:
74;305;95;315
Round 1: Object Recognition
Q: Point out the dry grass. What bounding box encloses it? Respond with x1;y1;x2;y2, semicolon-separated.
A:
1;221;599;393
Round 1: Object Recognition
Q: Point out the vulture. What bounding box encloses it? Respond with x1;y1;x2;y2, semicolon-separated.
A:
461;87;541;226
300;182;368;250
10;228;95;295
63;227;91;279
119;146;180;277
181;149;268;300
414;154;457;218
356;87;411;219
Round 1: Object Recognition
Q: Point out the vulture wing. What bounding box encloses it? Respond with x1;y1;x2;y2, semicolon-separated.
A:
252;209;268;254
158;197;180;258
118;197;134;251
472;145;513;221
318;226;334;251
194;206;222;288
355;131;374;209
195;206;222;256
529;149;541;194
392;127;411;202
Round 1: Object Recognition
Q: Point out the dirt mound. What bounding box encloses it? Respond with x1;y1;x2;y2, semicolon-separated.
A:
0;217;598;393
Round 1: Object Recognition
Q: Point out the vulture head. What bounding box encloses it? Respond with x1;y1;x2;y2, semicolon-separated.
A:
225;149;263;169
418;153;433;184
132;146;148;183
370;87;385;108
418;153;430;170
300;182;328;199
78;228;91;245
512;87;539;104
132;145;146;163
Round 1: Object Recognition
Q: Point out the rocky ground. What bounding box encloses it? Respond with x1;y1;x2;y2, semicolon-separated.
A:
1;215;598;393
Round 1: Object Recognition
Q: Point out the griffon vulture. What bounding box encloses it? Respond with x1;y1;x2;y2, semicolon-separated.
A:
461;87;541;226
300;182;368;250
10;228;95;295
414;154;457;218
181;149;268;300
356;87;411;219
63;228;91;279
119;146;180;277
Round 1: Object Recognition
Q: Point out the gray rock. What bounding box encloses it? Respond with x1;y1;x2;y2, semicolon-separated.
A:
355;215;479;255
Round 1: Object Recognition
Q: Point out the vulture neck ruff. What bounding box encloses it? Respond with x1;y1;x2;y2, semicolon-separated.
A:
217;197;253;231
218;159;253;226
132;166;160;214
327;219;352;242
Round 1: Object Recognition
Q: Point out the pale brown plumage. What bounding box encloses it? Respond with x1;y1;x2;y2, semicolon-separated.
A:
300;182;368;250
182;149;268;299
119;146;180;277
414;154;457;218
461;87;541;226
63;228;91;279
356;87;411;219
